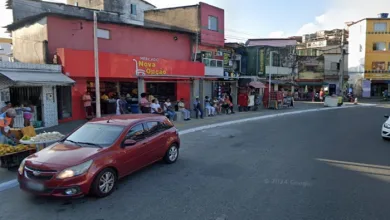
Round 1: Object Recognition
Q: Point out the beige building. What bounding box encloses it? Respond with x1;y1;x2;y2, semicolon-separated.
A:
0;38;12;62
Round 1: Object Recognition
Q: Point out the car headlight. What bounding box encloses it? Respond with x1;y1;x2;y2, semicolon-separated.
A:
384;123;390;129
18;159;26;175
57;160;93;180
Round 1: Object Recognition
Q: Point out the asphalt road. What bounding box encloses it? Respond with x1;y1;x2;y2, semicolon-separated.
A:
1;105;390;220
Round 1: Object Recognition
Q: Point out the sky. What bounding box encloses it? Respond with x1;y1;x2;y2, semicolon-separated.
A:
0;0;388;41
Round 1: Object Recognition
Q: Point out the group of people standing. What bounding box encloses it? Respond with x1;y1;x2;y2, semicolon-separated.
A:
0;101;35;144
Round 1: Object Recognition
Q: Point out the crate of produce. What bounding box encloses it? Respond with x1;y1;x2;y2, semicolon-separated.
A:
0;145;36;169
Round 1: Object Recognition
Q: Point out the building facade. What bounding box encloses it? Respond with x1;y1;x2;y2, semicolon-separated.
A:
144;2;225;77
144;2;229;105
297;29;347;56
245;38;297;78
7;8;203;121
8;0;156;27
348;13;390;97
0;38;12;62
66;0;156;25
0;62;74;128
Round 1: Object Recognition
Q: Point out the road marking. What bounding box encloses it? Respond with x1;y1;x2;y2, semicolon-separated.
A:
179;104;374;135
0;104;375;193
0;179;18;192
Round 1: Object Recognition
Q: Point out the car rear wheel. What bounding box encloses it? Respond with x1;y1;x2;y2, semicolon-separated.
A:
91;168;117;198
164;144;179;164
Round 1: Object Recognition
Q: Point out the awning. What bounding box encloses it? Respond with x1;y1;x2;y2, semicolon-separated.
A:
0;71;75;87
249;81;266;89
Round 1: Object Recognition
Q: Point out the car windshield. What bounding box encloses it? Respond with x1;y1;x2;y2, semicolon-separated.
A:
65;123;125;147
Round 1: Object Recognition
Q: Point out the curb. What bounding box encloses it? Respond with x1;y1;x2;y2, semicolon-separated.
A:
0;104;375;193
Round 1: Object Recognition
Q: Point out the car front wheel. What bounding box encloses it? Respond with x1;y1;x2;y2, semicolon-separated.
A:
164;144;179;164
91;168;117;198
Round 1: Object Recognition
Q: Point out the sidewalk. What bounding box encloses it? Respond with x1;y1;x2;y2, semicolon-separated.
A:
38;102;324;135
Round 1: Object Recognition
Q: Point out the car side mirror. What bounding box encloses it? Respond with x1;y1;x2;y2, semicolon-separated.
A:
385;115;389;119
123;139;137;147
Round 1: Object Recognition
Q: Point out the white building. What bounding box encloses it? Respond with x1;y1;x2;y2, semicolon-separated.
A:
0;62;74;128
0;38;12;62
347;19;366;97
323;49;348;94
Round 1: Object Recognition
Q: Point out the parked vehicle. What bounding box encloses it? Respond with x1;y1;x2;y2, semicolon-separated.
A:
18;114;180;198
382;115;390;140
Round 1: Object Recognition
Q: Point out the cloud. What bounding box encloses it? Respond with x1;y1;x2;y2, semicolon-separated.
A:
296;0;388;35
268;31;285;38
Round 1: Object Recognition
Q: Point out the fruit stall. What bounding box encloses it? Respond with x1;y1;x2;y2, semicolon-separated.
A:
0;127;65;169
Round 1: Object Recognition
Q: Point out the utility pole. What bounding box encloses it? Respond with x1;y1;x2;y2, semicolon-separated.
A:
339;29;345;96
93;11;101;118
193;31;199;62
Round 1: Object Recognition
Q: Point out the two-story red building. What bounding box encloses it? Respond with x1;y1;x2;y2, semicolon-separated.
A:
145;2;236;105
7;1;205;121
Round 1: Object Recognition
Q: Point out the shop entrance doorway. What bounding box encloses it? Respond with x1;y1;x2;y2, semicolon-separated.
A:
10;87;43;127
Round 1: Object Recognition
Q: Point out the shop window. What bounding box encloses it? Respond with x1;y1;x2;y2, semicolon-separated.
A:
97;28;110;39
130;4;137;15
373;42;386;51
119;82;137;98
374;22;387;32
208;16;218;31
217;60;223;68
88;81;118;100
57;86;72;119
146;83;176;103
202;58;210;67
305;66;316;72
330;62;339;71
372;61;386;71
210;59;217;67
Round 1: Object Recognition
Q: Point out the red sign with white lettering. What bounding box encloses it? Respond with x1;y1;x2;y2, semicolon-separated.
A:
57;48;205;78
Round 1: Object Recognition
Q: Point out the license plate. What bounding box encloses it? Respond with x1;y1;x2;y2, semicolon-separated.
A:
25;181;44;192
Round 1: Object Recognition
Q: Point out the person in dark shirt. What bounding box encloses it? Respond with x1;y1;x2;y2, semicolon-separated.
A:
227;93;235;114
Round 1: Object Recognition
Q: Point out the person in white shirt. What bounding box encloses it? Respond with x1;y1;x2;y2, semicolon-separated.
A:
164;98;176;121
178;98;191;121
151;99;162;114
204;96;216;116
116;96;126;115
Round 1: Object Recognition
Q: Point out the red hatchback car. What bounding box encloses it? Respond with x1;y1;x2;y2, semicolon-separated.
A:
18;114;180;198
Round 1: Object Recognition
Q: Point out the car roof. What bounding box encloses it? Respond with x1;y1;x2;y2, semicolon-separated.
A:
88;114;167;127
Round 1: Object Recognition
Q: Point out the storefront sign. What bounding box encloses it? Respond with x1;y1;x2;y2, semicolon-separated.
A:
365;73;390;80
134;57;168;76
259;49;265;74
58;48;205;78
